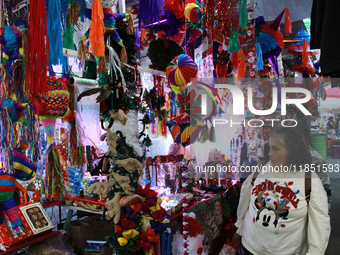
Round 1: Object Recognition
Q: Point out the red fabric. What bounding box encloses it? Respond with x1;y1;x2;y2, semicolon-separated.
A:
25;0;49;98
0;186;15;192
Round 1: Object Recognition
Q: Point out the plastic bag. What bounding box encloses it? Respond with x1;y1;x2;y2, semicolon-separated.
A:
28;233;74;255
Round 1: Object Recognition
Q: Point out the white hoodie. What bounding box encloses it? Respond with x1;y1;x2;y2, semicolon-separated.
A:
235;163;330;255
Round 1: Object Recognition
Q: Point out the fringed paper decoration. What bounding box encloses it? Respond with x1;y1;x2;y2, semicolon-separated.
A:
232;51;239;70
238;49;245;80
302;40;308;66
23;103;39;162
256;42;264;70
44;144;66;200
284;8;292;35
209;126;215;142
239;0;248;28
78;41;88;61
0;107;13;173
98;56;107;73
47;0;63;65
228;28;239;53
139;0;164;29
141;29;146;42
63;13;75;50
69;0;80;25
25;0;49;98
68;116;86;168
126;14;134;35
89;0;105;58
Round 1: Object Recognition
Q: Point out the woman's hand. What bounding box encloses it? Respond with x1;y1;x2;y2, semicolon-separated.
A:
232;233;242;245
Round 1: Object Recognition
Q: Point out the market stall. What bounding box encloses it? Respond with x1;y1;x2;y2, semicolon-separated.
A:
0;0;333;254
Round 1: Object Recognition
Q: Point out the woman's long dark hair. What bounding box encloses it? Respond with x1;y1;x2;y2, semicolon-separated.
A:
270;126;312;167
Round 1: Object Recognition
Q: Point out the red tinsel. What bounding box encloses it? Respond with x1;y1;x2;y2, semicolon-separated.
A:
202;0;238;38
25;0;49;98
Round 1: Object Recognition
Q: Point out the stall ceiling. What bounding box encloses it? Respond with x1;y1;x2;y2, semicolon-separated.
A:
253;0;313;22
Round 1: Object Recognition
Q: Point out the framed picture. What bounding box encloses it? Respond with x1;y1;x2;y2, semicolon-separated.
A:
19;203;54;235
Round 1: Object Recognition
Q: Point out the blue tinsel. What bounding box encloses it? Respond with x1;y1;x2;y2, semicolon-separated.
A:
47;0;63;65
256;32;278;54
60;0;69;11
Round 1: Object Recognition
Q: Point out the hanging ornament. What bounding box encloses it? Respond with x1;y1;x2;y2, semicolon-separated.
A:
184;3;202;24
166;54;198;90
47;0;63;65
25;0;49;98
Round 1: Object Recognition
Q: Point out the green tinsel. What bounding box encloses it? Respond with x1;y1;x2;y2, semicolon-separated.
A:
63;13;75;49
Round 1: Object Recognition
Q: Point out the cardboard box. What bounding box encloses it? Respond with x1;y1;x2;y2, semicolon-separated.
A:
69;217;114;248
83;247;113;255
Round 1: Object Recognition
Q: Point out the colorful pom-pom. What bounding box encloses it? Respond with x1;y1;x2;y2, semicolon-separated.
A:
184;3;202;23
166;54;198;90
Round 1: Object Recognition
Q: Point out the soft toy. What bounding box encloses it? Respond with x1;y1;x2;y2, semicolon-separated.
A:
100;127;118;171
115;158;142;173
172;212;208;255
0;142;37;236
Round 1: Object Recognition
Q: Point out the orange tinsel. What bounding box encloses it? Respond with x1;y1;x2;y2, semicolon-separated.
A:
89;0;105;58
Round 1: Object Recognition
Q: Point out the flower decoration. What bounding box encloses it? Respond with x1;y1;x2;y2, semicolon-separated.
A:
120;207;137;229
151;207;167;222
150;220;167;233
146;227;159;243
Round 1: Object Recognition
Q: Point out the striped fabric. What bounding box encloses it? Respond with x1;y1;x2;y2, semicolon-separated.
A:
12;148;36;181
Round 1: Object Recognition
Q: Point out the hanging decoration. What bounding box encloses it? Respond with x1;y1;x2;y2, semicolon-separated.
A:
138;0;164;29
166;54;198;90
184;2;202;24
78;3;134;65
202;0;238;39
0;26;24;98
47;0;63;65
255;8;291;77
25;0;49;98
147;38;185;71
288;30;319;78
36;77;70;201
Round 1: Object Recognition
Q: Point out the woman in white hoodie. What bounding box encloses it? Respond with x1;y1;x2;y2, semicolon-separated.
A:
233;127;330;255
